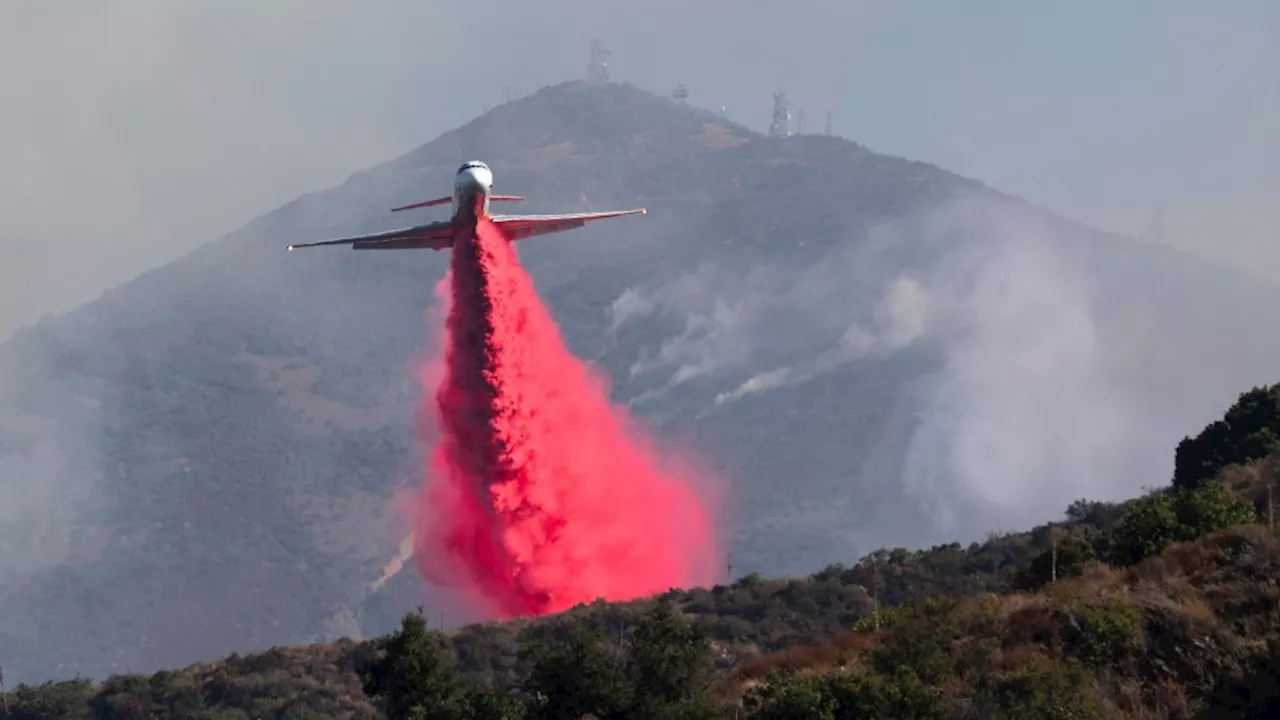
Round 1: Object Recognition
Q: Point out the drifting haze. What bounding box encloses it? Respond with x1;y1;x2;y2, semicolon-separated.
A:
2;0;1278;339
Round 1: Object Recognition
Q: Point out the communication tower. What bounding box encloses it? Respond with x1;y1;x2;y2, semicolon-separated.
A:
769;92;792;137
587;40;611;85
824;110;833;136
671;84;689;103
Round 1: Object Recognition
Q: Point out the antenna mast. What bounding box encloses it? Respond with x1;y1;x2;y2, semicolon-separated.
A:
769;92;792;138
587;40;611;85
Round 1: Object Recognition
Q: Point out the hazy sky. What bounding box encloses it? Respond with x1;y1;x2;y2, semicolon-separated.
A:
1;0;1276;339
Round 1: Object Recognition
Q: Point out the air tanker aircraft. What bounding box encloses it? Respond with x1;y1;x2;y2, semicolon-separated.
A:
287;161;646;251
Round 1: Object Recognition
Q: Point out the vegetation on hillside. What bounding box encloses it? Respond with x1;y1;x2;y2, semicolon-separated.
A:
4;382;1279;718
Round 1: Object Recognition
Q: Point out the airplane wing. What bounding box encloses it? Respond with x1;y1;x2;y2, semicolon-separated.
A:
490;208;647;241
286;220;454;251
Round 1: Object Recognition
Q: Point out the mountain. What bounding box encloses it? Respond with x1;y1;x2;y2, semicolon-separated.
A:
3;80;1280;685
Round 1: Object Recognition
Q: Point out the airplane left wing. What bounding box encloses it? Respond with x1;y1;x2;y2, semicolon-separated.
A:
287;220;454;251
490;208;647;241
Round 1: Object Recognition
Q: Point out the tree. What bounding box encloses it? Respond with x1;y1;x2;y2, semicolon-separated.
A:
1173;384;1280;491
742;666;946;720
741;669;837;720
360;610;485;720
625;603;720;719
3;680;95;719
1064;498;1123;528
1016;536;1094;591
520;623;631;720
467;687;527;720
519;603;725;720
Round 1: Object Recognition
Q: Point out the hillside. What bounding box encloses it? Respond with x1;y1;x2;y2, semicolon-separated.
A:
4;80;1280;685
5;384;1280;718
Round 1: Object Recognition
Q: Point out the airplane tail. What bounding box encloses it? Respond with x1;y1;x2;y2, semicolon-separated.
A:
391;195;523;212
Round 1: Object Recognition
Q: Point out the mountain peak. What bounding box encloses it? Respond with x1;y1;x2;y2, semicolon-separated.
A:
384;80;757;177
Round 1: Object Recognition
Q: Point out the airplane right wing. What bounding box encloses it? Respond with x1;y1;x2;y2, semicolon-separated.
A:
287;220;454;251
490;208;647;241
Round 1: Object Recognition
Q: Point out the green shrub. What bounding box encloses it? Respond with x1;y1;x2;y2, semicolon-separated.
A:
1068;603;1144;667
742;666;947;720
985;663;1099;720
1107;481;1257;566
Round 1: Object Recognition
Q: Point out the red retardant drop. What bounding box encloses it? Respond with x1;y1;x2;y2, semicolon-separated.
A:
410;216;723;618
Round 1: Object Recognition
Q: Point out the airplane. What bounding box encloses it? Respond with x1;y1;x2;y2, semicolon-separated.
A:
286;160;646;251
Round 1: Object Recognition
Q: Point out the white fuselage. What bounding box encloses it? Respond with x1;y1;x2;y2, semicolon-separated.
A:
452;161;494;220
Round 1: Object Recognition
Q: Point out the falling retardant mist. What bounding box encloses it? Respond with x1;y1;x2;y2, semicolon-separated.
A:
409;215;724;619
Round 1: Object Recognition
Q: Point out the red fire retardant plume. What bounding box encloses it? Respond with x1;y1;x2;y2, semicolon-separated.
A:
410;216;722;618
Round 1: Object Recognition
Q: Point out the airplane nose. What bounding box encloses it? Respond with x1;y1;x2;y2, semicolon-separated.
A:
459;168;492;192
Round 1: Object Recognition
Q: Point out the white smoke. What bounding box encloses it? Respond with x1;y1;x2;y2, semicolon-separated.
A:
895;196;1168;535
613;237;935;408
714;275;932;404
609;192;1177;544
